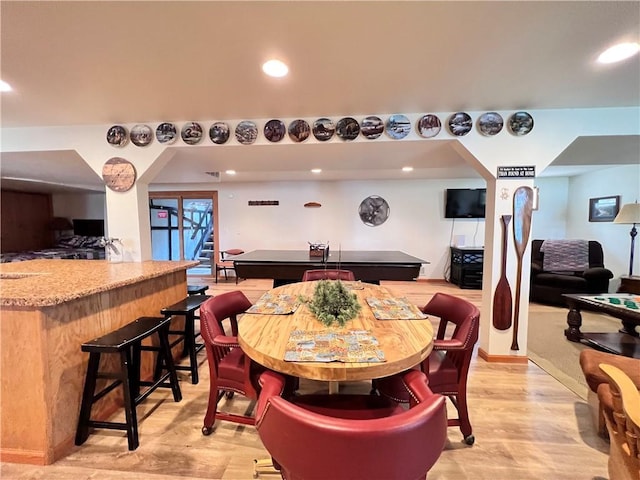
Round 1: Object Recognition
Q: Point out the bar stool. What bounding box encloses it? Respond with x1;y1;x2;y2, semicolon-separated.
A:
157;294;211;384
75;316;182;451
187;284;209;296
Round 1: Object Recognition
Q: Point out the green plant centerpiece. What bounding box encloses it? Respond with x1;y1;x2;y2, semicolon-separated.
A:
301;279;361;327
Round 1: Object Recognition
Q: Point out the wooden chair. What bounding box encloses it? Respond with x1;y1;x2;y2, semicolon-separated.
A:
301;269;356;281
255;369;447;480
215;248;244;284
373;292;480;445
199;291;261;434
599;363;640;480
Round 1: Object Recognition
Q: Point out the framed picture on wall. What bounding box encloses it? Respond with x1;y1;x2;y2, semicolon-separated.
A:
588;195;620;222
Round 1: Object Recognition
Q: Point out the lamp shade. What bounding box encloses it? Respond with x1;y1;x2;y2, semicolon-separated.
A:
613;203;640;224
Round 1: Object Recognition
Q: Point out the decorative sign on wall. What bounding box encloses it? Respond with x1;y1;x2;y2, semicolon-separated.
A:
248;200;279;206
497;166;536;178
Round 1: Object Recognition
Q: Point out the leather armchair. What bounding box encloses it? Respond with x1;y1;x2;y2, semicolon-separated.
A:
256;369;447;480
373;292;480;445
530;240;613;306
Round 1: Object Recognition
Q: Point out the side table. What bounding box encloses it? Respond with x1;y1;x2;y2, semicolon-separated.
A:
618;276;640;295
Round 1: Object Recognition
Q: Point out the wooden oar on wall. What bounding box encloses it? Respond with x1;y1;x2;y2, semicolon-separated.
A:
511;186;534;351
492;215;513;330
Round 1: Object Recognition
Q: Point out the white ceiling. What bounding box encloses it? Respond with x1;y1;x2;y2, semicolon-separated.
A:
1;1;639;193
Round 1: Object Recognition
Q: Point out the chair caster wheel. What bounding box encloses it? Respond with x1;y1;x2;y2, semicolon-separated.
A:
464;434;475;445
202;425;213;436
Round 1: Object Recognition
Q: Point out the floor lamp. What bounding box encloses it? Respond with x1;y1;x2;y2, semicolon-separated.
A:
614;202;640;277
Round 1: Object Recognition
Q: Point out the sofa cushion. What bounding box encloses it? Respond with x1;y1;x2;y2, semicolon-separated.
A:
534;272;587;289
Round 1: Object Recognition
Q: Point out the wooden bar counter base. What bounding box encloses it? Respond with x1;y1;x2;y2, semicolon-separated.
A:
0;259;197;465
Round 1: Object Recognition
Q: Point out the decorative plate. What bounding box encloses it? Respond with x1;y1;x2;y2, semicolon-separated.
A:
209;122;230;144
336;117;360;141
181;122;203;145
361;116;384;140
102;157;136;192
130;124;153;147
477;112;504;136
386;114;411;139
235;121;258;145
448;112;472;136
358;195;390;227
156;122;178;144
416;114;441;138
264;119;286;142
509;111;534;136
313;118;335;141
106;125;128;147
288;119;311;142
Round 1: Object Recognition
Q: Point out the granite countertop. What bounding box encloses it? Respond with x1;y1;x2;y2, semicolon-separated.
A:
0;259;199;307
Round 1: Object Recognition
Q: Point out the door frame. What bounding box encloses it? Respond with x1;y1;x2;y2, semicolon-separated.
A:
148;190;219;276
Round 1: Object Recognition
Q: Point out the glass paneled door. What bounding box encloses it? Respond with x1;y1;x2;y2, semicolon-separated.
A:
149;192;219;276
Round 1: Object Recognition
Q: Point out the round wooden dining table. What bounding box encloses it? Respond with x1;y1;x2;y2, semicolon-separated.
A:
237;281;434;383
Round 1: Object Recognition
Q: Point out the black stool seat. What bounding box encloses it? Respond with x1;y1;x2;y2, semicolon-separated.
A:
75;316;182;451
158;294;211;384
187;284;209;296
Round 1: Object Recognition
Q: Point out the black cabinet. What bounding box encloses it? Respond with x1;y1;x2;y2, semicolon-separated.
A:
450;247;484;289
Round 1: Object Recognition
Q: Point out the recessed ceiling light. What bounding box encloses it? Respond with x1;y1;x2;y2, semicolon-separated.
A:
597;42;640;64
262;59;289;77
402;166;414;172
0;80;12;92
311;168;322;174
225;169;236;175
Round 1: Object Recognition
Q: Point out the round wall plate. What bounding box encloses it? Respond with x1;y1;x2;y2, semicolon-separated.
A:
416;114;441;138
106;125;128;147
477;112;504;136
181;122;204;145
509;111;534;136
235;121;258;145
386;114;411;139
209;122;230;144
313;118;335;141
156;122;178;144
448;112;472;136
288;119;311;142
336;117;360;141
130;124;153;147
358;195;390;227
264;119;286;142
361;116;384;139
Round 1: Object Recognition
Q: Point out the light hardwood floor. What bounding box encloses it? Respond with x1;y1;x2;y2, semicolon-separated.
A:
1;279;609;479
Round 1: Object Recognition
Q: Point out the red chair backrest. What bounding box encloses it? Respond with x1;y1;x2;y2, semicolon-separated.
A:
301;269;356;281
256;370;447;480
199;291;252;362
422;292;480;377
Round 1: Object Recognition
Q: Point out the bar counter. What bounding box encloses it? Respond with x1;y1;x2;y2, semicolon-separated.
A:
0;259;198;465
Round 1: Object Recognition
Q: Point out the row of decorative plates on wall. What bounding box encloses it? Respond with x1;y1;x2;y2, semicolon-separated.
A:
106;111;534;148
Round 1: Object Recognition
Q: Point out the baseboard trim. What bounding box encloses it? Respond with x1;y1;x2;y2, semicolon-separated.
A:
478;348;529;364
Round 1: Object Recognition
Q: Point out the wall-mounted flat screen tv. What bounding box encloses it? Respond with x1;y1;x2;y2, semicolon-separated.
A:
445;188;486;218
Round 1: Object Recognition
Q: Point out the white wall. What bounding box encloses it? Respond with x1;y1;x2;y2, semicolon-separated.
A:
214;178;486;279
52;192;106;222
567;164;640;284
67;164;638;283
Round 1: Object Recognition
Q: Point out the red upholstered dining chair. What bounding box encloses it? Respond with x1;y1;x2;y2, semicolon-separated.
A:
255;369;447;480
374;292;480;445
199;290;261;435
301;269;356;281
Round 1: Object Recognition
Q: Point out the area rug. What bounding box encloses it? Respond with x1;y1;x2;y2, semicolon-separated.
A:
527;308;622;400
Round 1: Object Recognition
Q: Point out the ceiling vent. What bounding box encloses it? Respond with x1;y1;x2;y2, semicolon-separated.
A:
204;171;221;182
